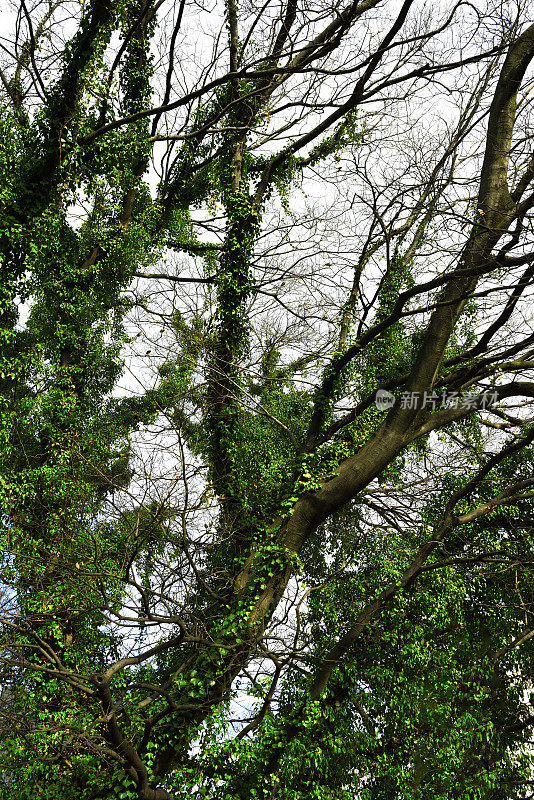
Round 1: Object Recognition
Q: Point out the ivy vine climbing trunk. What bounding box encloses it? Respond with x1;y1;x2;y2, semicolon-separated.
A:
3;2;534;800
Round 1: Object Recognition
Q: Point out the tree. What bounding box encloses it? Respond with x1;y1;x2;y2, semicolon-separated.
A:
2;0;534;796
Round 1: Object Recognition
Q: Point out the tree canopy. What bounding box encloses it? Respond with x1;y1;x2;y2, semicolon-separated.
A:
2;0;534;798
